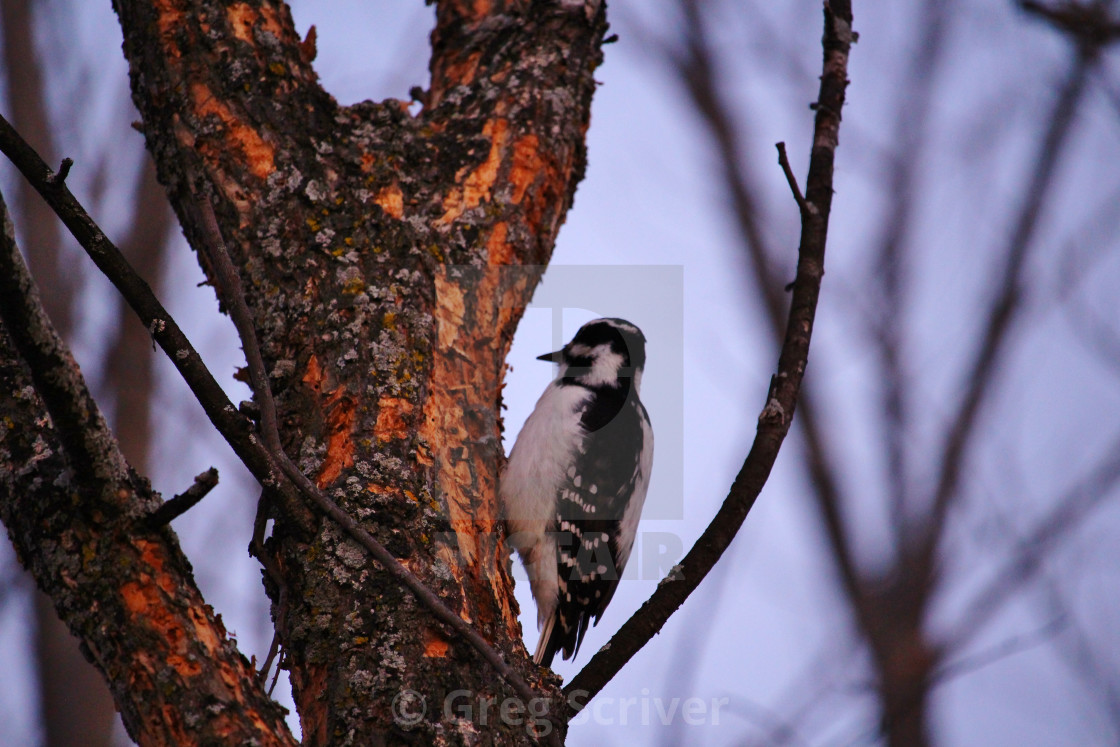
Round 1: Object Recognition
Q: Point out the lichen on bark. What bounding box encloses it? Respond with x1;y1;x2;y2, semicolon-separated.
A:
105;0;609;743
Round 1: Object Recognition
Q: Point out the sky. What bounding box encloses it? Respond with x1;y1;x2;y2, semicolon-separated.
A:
2;1;1120;745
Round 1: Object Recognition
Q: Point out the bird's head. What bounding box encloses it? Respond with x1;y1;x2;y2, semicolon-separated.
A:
538;318;647;390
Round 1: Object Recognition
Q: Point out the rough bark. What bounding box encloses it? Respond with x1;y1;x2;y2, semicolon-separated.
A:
101;0;606;743
32;590;117;747
0;191;296;745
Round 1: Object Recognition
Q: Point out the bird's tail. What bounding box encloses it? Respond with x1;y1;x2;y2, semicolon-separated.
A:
533;612;557;667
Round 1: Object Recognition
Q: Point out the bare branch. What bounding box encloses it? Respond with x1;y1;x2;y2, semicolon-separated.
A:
776;141;811;218
187;190;284;457
666;0;865;614
0;184;295;746
942;429;1120;651
917;44;1097;587
145;468;220;527
563;0;855;711
0;110;313;527
1;109;549;728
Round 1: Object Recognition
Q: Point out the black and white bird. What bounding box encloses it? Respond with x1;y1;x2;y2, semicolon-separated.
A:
501;318;654;667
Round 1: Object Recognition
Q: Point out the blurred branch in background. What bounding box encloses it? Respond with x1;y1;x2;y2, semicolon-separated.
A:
1;2;110;745
104;157;173;471
0;0;75;330
626;0;1120;744
916;16;1098;595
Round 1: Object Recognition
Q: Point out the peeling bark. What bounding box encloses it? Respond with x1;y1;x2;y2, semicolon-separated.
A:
93;0;606;743
0;0;606;741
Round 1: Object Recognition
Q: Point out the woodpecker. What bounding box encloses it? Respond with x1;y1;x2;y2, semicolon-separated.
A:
501;318;653;667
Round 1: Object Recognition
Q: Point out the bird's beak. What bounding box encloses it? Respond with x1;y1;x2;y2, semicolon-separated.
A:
536;350;563;363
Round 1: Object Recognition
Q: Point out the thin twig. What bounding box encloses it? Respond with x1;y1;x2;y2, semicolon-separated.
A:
776;142;811;216
268;650;284;696
563;0;855;713
259;632;281;684
249;494;282;583
190;196;282;455
666;0;866;615
145;467;219;527
0;183;301;747
46;157;72;185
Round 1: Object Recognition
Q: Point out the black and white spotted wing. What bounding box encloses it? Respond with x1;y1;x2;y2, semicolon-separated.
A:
538;378;651;665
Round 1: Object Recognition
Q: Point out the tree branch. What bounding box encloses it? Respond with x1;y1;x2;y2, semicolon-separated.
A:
776;141;811;218
10;0;612;739
0;188;126;493
563;0;855;711
663;0;866;614
145;468;220;527
916;38;1098;590
0;110;313;526
0;186;295;746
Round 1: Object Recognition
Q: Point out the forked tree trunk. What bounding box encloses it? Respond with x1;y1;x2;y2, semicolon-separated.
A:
3;1;608;745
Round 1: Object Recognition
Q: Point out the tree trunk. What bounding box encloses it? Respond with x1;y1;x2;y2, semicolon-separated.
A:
0;187;297;744
7;1;606;743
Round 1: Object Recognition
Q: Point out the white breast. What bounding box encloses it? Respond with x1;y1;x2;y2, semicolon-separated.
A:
501;381;591;541
501;381;593;627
